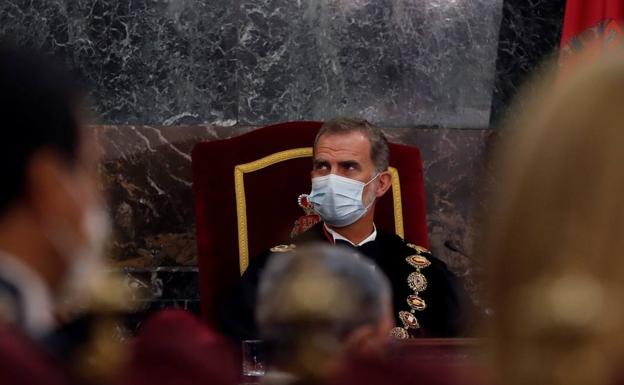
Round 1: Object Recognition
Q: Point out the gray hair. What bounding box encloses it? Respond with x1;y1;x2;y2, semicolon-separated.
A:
256;243;391;362
313;117;390;173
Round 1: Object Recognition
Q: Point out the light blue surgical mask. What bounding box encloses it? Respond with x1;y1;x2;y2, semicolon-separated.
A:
308;173;379;227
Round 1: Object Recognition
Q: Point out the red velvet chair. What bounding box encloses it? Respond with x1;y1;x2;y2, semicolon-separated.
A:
192;121;429;324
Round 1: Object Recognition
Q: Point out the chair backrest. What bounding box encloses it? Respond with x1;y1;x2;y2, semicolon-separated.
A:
192;121;429;323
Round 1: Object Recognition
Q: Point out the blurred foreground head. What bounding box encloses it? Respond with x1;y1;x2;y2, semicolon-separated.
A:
0;43;109;316
481;54;624;385
256;243;393;380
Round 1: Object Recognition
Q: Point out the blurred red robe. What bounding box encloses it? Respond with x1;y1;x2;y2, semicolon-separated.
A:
0;322;74;385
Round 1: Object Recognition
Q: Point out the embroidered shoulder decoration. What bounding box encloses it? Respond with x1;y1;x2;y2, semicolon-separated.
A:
406;243;432;255
290;194;321;238
390;243;431;339
270;244;297;253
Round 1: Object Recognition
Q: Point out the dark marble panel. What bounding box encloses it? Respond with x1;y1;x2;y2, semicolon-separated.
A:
115;268;200;333
97;125;254;267
237;0;503;127
0;0;238;125
489;0;566;126
385;129;493;297
98;125;492;301
122;268;200;301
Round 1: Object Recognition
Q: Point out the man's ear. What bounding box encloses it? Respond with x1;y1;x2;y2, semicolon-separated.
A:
343;324;378;357
345;325;387;357
374;171;392;198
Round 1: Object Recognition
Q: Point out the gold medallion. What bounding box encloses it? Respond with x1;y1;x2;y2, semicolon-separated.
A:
407;295;427;311
390;327;409;339
406;243;431;255
407;272;428;292
270;244;296;253
399;311;420;329
406;255;431;269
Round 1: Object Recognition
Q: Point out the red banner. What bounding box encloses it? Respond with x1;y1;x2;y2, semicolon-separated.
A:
560;0;624;64
561;0;624;46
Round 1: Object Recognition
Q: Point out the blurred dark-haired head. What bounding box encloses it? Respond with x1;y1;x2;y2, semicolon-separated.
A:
0;43;86;214
0;43;106;302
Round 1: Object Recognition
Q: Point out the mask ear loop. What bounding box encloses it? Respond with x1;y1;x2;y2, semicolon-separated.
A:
364;173;380;186
362;173;381;209
41;199;111;310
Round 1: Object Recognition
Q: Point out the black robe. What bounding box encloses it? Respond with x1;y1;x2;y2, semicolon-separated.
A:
218;223;470;342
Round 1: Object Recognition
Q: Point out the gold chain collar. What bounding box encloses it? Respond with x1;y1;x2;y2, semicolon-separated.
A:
390;243;432;340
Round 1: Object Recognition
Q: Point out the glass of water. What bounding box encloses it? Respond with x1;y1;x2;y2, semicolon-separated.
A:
242;339;265;383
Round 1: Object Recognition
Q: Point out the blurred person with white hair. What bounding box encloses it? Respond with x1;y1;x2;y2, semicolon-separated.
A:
255;243;394;385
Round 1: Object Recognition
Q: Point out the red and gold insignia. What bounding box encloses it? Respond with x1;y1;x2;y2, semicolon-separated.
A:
297;194;316;215
290;194;321;238
290;215;320;238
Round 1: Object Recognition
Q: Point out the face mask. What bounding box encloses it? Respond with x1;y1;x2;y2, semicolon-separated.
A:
65;207;110;296
308;173;379;227
43;183;111;308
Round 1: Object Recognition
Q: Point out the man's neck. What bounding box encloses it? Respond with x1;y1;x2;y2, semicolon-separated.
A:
0;207;64;293
0;210;61;336
326;210;376;245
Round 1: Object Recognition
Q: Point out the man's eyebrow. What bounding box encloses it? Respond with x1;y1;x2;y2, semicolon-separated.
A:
339;160;360;168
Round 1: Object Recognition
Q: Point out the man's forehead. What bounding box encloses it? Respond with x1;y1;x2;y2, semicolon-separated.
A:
314;131;371;161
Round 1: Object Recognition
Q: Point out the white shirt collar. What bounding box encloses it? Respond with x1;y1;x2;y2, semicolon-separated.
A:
323;223;377;246
0;252;56;337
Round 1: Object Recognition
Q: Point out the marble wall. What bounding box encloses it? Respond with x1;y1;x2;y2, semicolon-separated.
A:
237;0;502;127
0;0;238;125
490;0;566;126
0;0;502;127
0;0;564;327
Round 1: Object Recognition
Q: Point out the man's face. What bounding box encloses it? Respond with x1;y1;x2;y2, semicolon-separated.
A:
33;126;104;258
69;128;104;232
24;122;105;291
57;126;104;255
312;131;377;187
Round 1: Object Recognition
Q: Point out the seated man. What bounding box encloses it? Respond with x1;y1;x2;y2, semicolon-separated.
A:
219;118;469;341
256;244;394;384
